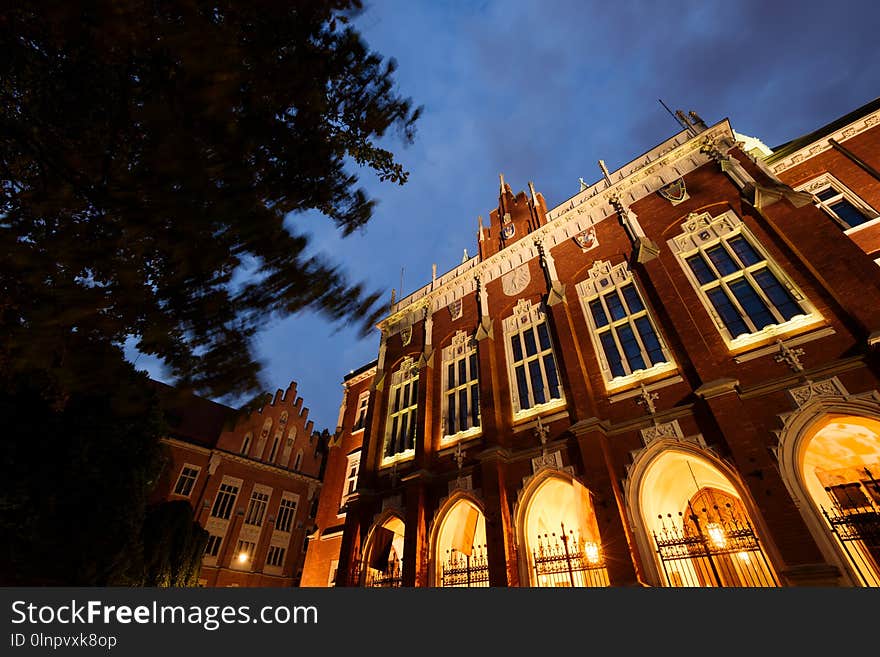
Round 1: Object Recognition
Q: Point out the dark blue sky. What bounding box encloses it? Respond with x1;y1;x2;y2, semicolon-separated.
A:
130;0;880;432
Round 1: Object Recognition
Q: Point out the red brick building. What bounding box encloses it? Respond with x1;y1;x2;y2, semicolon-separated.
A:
300;361;377;587
152;381;325;587
335;98;880;588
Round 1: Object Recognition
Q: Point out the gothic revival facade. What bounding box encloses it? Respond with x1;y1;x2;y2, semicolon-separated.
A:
152;381;324;587
334;97;880;587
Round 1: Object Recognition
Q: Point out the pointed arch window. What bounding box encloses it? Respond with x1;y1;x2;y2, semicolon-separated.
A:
382;358;420;464
441;331;481;442
502;299;564;417
576;260;676;390
669;210;820;349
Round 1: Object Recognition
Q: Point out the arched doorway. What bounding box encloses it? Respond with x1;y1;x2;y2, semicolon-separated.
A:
517;472;609;587
361;515;405;588
637;448;778;587
431;495;489;587
797;415;880;586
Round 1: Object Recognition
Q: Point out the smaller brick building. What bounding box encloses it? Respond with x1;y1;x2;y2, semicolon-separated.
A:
151;380;325;587
300;361;377;587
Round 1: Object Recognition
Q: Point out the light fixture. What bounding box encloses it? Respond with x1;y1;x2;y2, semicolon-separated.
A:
237;552;249;563
706;523;726;549
584;541;601;565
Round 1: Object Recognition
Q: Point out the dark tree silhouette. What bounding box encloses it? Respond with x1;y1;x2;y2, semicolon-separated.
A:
1;0;420;401
0;1;419;585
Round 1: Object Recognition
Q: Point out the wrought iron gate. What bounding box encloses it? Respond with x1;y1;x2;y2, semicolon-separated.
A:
820;470;880;587
440;544;490;587
532;523;610;587
652;504;778;587
346;555;403;588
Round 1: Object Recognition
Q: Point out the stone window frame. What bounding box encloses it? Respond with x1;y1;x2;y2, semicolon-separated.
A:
172;463;201;497
795;172;879;233
381;357;420;466
575;260;678;392
669;209;821;351
502;298;566;420
439;331;482;444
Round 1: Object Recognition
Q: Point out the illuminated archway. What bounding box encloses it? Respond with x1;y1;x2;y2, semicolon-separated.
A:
430;494;489;587
362;514;405;588
516;471;609;587
629;443;779;587
783;412;880;587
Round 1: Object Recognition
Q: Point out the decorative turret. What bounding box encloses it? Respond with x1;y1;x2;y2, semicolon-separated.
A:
477;174;549;259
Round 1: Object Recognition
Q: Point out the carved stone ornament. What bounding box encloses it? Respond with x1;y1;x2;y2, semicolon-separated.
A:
502;263;531;296
501;212;515;240
448;474;473;494
531;450;563;474
639;419;684;446
657;177;689;205
401;325;413;346
573;227;599;252
451;330;475;356
788;378;848;408
449;299;463;320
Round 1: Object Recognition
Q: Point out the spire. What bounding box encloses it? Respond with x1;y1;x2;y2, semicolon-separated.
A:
478;215;485;241
499;172;506;195
462;248;469;263
598;160;612;187
528;181;539;206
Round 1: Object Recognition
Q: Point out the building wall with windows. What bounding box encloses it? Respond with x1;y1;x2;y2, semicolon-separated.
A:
300;361;377;587
335;97;880;588
152;380;325;587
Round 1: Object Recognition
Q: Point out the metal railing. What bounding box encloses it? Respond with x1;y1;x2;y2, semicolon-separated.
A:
532;523;610;587
652;503;778;587
440;544;490;587
821;469;880;587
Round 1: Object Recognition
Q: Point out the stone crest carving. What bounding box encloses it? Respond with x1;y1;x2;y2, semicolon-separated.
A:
502;263;531;296
657;177;689;205
788;377;848;408
573;227;599;252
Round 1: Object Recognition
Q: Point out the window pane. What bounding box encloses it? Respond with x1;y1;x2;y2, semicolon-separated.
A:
543;354;560;400
706;244;739;276
397;414;408;452
447;363;455;390
600;331;625;378
406;408;417;449
590;299;609;327
634;316;665;366
511;334;523;362
392;388;401;413
470;383;480;427
524;328;538;356
830;198;870;228
605;290;626;321
752;268;801;321
617;324;647;372
621;284;644;313
459;388;468;430
515;365;530;410
687;254;716;284
402;382;410;409
706;287;749;338
727;235;761;266
458;359;466;388
729;278;775;330
469;353;478;381
411;378;418;405
447;394;456;434
816;188;838;201
388;417;398;455
537;322;551;351
529;360;546;405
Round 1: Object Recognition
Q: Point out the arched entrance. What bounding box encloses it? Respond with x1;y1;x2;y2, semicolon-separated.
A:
360;514;405;588
795;415;880;586
633;446;778;587
431;495;489;587
517;471;609;587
